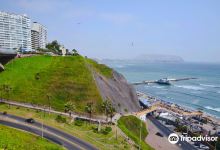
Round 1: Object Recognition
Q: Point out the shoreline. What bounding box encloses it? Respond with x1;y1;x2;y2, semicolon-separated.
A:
136;90;220;125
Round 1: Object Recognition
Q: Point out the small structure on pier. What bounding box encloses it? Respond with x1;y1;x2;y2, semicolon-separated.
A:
133;77;198;85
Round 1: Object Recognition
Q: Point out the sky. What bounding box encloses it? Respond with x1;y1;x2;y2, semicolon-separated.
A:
1;0;220;63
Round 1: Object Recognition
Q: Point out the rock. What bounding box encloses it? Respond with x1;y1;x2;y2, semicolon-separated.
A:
94;70;140;114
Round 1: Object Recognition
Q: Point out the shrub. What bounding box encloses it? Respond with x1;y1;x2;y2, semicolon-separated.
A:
74;119;84;126
55;115;66;123
101;126;112;135
175;125;187;133
92;126;99;133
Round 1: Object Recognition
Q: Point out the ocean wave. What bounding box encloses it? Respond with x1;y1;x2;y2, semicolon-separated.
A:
175;85;205;91
152;86;165;89
205;106;220;112
200;84;220;88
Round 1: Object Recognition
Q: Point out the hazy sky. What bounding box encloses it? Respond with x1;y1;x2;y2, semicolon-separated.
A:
1;0;220;62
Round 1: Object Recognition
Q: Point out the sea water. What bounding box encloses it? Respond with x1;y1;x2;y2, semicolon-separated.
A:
105;62;220;117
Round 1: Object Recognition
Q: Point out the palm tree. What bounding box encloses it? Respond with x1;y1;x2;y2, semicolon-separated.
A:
72;49;79;56
85;102;94;123
108;103;116;123
102;100;111;121
46;94;52;115
3;84;12;108
64;101;75;118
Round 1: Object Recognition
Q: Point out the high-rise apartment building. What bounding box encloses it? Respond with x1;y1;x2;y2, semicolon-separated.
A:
31;22;47;50
0;11;31;52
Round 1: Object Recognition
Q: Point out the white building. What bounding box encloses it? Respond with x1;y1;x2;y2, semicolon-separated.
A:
60;45;66;56
0;11;31;52
31;22;47;50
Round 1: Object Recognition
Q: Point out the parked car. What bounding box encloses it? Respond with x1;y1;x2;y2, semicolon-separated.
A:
200;144;209;150
155;132;164;137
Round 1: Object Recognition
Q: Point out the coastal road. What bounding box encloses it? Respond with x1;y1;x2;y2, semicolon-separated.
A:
147;116;197;150
0;113;98;150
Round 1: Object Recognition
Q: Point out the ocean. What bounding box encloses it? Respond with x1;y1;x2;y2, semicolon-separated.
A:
105;62;220;117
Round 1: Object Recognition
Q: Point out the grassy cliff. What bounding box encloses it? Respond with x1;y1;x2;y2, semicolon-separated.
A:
118;115;153;150
0;124;64;150
0;55;110;113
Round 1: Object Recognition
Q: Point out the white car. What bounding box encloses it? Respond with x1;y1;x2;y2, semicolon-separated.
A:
200;144;209;150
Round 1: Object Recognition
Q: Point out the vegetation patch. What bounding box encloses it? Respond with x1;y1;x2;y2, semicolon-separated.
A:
0;55;103;113
86;58;113;78
0;124;64;150
118;115;153;150
55;115;67;123
0;104;133;150
74;119;84;126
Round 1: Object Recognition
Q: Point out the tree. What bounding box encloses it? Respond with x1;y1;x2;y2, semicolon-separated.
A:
85;102;94;123
2;84;12;108
102;100;111;121
108;103;116;123
46;94;52;115
46;40;61;53
72;49;79;56
72;49;77;53
64;101;75;118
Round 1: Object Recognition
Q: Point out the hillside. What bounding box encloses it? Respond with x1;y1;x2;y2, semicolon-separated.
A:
0;55;139;114
0;55;103;113
0;124;64;150
118;116;153;150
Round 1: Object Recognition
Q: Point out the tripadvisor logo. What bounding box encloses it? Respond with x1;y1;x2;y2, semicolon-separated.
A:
168;133;179;144
168;133;218;144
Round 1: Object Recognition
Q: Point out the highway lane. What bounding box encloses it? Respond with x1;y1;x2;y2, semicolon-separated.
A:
0;119;80;150
0;113;98;150
147;116;197;150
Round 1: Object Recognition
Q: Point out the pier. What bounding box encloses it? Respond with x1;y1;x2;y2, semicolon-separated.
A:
132;77;197;85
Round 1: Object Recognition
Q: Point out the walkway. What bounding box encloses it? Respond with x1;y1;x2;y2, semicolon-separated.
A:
0;99;109;124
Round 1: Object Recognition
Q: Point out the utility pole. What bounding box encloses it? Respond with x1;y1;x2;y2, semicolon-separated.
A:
115;123;118;140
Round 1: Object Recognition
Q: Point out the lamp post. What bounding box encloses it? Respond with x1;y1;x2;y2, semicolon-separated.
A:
41;107;44;138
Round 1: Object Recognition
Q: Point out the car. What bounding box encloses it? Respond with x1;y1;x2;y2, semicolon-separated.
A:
155;132;164;137
200;144;209;150
26;118;35;123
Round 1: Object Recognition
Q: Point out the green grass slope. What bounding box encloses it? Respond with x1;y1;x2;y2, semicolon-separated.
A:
118;115;153;150
0;124;64;150
86;58;113;78
0;55;103;113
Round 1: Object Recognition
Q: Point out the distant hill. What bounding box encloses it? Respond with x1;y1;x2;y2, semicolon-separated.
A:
101;54;184;64
134;54;184;63
0;55;139;114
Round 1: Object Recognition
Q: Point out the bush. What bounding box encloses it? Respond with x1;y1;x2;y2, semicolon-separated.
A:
55;115;66;123
74;119;84;126
92;126;99;133
101;126;112;135
175;125;187;133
